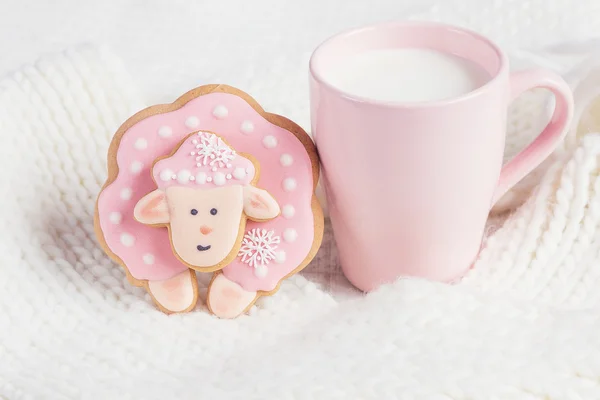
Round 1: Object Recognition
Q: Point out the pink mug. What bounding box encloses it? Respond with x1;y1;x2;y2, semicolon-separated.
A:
309;21;574;291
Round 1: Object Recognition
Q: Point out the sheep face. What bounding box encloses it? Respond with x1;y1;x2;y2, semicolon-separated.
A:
134;185;279;269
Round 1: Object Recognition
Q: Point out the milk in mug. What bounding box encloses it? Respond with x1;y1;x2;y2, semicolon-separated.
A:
324;48;491;103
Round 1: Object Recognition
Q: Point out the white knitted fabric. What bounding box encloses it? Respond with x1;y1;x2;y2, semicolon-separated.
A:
4;42;600;398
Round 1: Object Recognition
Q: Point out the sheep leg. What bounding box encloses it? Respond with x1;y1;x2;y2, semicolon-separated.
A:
146;269;198;313
207;273;257;319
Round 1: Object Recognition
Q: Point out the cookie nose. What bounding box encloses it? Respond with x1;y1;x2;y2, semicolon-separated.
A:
200;225;213;235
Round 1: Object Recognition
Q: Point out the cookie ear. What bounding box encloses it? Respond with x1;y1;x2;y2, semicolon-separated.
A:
243;186;280;220
134;189;170;224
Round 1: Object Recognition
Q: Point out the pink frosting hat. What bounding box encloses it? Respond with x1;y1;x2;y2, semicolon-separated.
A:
152;131;256;188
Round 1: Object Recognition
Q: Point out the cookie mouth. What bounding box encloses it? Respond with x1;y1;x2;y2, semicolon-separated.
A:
196;244;211;252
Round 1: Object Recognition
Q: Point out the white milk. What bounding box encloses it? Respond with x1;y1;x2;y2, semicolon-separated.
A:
325;48;490;102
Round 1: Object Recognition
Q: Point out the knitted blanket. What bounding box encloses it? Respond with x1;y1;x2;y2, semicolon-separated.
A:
3;45;600;399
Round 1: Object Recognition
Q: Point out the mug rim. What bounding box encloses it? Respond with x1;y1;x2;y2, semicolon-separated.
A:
309;20;508;108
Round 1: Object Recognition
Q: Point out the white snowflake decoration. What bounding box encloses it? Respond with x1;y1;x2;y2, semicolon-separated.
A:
238;228;281;268
193;132;236;169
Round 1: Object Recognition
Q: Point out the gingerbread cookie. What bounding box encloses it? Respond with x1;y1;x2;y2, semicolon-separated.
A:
94;85;324;318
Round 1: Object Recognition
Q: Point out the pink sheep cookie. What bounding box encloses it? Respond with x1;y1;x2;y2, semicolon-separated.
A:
95;85;324;317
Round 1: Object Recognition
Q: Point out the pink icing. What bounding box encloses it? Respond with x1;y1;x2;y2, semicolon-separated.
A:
97;94;315;291
153;131;255;188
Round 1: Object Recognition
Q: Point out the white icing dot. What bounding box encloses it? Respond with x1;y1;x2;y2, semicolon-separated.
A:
142;253;155;265
120;188;132;200
226;174;232;180
282;205;295;219
185;116;200;128
226;163;232;168
275;250;286;264
213;172;226;186
283;229;298;243
130;161;143;174
212;105;228;119
120;233;135;247
196;163;202;167
109;212;122;224
171;174;177;180
159;169;173;182
233;167;246;180
254;265;268;278
134;138;148;150
240;120;254;134
158;126;172;138
211;167;217;172
282;178;297;192
262;135;278;149
207;177;213;182
280;154;293;167
195;172;207;184
177;169;191;184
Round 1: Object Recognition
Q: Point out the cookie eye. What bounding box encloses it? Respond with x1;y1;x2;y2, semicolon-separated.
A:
210;208;218;216
190;209;198;215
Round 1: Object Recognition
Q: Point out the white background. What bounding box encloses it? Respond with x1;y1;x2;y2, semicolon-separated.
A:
1;0;600;130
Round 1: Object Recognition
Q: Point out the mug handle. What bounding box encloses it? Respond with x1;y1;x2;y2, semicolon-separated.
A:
491;69;574;205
